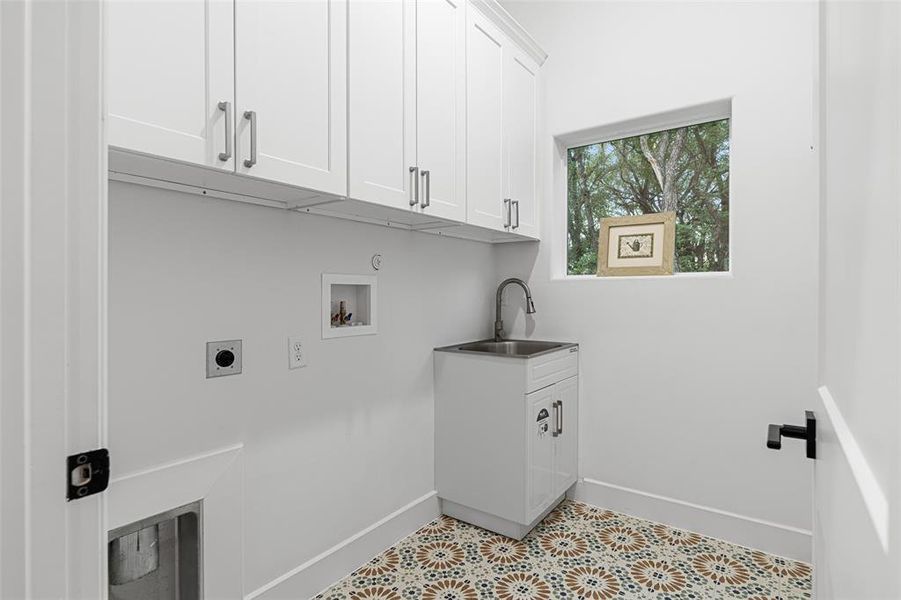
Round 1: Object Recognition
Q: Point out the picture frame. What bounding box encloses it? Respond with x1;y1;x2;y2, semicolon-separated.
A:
597;212;676;277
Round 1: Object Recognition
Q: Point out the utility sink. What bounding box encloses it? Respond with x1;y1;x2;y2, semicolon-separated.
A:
435;278;576;360
434;335;580;539
436;339;577;359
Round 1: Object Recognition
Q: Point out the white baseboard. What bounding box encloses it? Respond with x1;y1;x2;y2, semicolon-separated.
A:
245;491;441;600
244;478;813;600
574;478;812;562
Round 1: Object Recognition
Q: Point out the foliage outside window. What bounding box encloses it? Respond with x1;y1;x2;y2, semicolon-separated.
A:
567;119;730;275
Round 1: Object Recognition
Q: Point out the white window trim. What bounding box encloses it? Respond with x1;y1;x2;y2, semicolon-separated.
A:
551;98;733;281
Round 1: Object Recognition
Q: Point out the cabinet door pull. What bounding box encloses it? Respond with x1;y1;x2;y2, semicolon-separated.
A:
243;110;257;168
503;198;512;228
558;399;563;434
552;401;560;437
512;200;520;229
217;101;232;162
420;170;431;208
409;166;420;206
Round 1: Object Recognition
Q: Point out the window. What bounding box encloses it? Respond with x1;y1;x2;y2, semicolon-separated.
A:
567;119;730;275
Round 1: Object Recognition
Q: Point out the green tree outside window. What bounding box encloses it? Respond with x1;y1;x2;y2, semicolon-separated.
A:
567;119;730;274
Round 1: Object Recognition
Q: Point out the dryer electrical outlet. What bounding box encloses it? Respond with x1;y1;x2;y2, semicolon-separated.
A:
288;336;306;369
206;340;242;378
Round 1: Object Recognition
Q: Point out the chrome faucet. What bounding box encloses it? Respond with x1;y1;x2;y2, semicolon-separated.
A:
495;278;536;342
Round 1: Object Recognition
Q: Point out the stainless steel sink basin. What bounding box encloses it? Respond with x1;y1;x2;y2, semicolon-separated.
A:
436;339;577;359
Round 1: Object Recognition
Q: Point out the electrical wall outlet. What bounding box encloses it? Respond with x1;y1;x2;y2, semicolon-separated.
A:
288;336;306;369
206;340;242;378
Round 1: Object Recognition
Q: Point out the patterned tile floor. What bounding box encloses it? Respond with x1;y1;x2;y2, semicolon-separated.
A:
316;500;811;600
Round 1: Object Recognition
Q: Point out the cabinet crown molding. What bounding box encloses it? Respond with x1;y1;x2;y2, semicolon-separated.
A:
470;0;547;66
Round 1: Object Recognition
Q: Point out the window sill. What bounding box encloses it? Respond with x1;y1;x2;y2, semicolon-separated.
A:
552;271;733;282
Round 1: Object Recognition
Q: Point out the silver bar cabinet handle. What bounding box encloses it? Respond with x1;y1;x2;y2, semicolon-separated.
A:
512;200;520;229
243;110;257;168
503;198;511;228
217;101;232;162
409;166;419;206
552;401;560;437
420;170;430;208
558;399;563;434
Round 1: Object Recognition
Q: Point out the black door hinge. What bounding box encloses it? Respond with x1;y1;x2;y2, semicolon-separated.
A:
67;448;110;501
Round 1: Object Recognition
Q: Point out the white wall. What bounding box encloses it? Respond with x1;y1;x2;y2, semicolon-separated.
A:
498;0;819;558
815;1;900;596
108;181;499;595
109;4;826;589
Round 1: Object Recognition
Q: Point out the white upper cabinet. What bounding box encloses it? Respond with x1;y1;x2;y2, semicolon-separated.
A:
466;4;540;236
415;0;467;221
348;0;466;219
107;0;234;169
235;0;347;195
465;9;507;231
348;0;418;210
504;45;539;238
106;0;543;242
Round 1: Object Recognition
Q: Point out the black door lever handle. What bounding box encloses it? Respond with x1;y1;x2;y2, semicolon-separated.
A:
767;424;783;449
766;411;816;459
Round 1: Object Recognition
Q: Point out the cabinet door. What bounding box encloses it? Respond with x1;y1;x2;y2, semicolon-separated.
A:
107;0;234;169
348;0;417;209
416;0;466;221
235;0;347;195
526;387;556;522
465;8;507;231
504;45;539;238
554;377;579;496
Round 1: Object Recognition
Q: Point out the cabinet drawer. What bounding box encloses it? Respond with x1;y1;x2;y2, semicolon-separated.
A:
526;346;578;393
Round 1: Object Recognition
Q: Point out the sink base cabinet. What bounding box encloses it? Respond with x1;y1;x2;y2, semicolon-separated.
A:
434;347;578;539
442;494;565;541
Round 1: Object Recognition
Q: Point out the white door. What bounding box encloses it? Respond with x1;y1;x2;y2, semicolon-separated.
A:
554;377;578;495
415;0;466;221
348;0;418;209
503;46;538;238
465;8;507;231
107;0;234;169
235;0;347;194
526;387;556;522
813;1;901;597
1;2;107;596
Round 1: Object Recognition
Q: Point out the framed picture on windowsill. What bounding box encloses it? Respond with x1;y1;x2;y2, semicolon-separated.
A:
597;212;676;277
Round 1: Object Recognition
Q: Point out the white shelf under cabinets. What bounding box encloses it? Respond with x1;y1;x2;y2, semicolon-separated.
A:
109;148;537;244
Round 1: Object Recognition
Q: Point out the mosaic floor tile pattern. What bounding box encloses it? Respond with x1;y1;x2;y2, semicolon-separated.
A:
316;500;811;600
